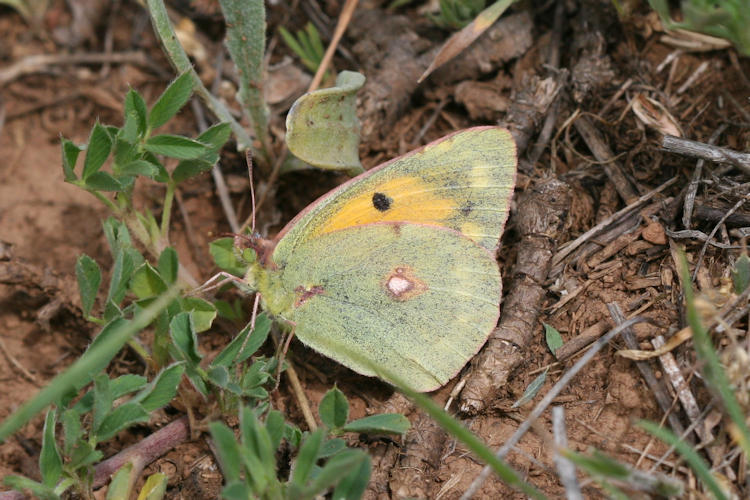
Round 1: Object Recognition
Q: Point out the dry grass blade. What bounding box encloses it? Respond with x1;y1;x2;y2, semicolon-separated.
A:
460;317;647;499
419;0;515;83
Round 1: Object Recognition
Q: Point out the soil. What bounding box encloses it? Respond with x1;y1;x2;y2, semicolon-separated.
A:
1;0;749;499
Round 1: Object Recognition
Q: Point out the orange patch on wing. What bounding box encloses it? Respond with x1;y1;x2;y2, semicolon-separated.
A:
312;176;455;236
383;266;428;301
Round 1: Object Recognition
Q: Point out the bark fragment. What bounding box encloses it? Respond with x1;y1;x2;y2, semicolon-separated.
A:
460;178;572;414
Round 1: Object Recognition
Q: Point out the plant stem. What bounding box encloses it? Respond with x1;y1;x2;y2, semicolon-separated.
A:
145;0;258;160
160;181;175;240
90;189;120;214
218;0;272;168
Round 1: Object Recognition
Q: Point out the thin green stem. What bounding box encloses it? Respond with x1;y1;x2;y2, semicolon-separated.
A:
160;181;175;240
145;0;258;159
89;189;120;214
127;339;152;366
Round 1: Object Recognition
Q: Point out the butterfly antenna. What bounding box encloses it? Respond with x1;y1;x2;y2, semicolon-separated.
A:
246;149;257;234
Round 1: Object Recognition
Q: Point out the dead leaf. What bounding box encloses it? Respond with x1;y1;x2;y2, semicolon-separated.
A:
643;218;667;245
617;326;692;360
418;0;514;83
661;29;732;52
631;94;683;137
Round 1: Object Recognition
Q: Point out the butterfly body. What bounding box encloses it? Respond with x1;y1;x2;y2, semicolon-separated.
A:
245;127;516;392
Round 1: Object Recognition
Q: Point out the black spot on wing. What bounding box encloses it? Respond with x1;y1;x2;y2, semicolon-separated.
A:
460;201;474;216
372;192;393;211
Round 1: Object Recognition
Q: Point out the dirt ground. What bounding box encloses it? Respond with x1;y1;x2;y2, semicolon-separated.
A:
1;0;749;498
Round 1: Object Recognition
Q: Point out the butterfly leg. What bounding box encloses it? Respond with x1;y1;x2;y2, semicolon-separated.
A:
272;322;298;391
188;271;247;296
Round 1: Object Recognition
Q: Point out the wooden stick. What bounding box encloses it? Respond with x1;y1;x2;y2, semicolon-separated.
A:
662;134;750;176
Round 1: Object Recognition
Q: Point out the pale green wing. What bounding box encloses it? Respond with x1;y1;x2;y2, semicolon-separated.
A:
272;127;516;267
277;222;501;392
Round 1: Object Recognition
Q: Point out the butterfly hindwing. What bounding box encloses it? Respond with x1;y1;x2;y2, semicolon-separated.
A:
277;222;501;392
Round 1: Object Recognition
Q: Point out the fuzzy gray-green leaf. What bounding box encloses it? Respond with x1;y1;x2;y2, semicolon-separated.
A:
148;72;194;130
286;71;366;176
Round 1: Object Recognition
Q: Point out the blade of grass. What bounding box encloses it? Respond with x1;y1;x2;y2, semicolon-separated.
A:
638;420;728;500
678;252;750;457
0;285;181;442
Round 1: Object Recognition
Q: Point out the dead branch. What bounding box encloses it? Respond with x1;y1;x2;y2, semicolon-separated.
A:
459;178;571;414
662;134;750;177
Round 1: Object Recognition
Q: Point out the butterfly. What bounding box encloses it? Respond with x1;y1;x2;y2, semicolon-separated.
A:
245;127;516;391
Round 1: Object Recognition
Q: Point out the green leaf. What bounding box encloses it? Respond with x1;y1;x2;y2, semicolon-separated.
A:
291;429;324;487
119;159;160;179
209;422;242;482
332;451;371;500
214;299;244;321
85;171;123;191
83;123;113;179
137;472;168;500
157;247;178;285
209;237;249;277
130;263;168;299
306;449;369;497
219;0;269;157
207;365;229;388
96;403;150;441
134;362;185;412
221;482;251;500
40;409;62;488
211;314;271;367
511;368;548;409
2;475;59;500
265;410;285;451
75;374;148;414
69;440;103;469
144;152;169;183
169;312;202;364
196;122;231;150
113;137;139;170
148;72;194;130
180;297;217;333
240;405;276;470
318;437;347;458
61;137;82;181
124;88;148;139
341;413;410;435
172;159;214;183
319;387;349;429
92;374;114;433
284;423;303;448
144;135;210;160
61;409;82;456
107;246;143;307
286;71;366;176
76;255;102;317
732;254;750;294
544;323;563;356
0;287;180;443
107;461;134;500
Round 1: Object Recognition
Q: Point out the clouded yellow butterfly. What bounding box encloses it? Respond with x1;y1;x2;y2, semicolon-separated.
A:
245;127;516;391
